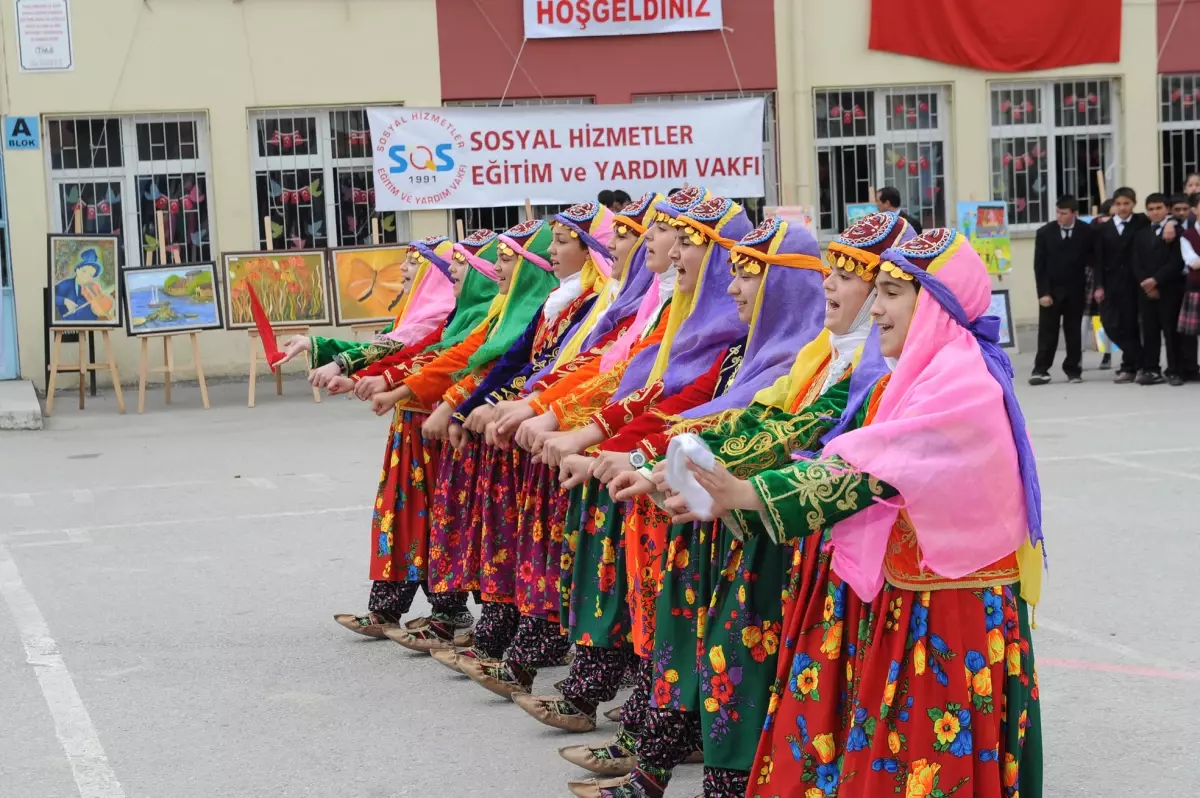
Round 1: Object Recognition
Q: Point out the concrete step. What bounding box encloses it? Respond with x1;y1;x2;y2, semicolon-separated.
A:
0;380;43;430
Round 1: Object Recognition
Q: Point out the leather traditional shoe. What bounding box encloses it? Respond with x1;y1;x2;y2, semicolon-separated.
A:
567;774;631;798
603;706;623;723
513;694;597;732
333;612;396;639
460;658;531;699
559;731;636;775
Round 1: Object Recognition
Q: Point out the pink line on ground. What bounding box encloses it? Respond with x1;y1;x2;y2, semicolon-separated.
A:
1038;657;1200;682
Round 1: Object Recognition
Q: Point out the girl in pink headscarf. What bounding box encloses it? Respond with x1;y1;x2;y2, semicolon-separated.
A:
666;229;1043;798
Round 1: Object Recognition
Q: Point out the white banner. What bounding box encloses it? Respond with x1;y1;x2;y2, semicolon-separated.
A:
523;0;722;38
368;99;765;212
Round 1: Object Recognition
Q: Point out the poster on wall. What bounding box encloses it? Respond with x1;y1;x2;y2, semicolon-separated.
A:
15;0;74;72
958;201;1012;274
523;0;723;39
367;99;765;211
988;289;1017;350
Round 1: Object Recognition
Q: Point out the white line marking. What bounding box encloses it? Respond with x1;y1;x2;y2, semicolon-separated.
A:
72;490;94;505
247;478;277;490
1;506;369;539
1088;455;1200;482
1035;616;1191;673
0;480;215;500
1036;446;1200;463
0;543;125;798
12;493;33;507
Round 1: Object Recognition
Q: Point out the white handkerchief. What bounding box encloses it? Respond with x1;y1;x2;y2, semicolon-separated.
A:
665;433;717;521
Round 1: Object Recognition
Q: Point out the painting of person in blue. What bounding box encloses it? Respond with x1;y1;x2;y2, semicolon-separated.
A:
53;247;116;324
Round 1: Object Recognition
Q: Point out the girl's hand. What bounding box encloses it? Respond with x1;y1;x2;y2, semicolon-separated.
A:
326;376;355;396
308;362;341;388
494;400;537;436
515;413;558;452
611;471;655;501
558;454;593;489
592;451;635;485
278;336;312;365
422;403;454;441
371;388;404;416
448;423;468;451
354;375;389;401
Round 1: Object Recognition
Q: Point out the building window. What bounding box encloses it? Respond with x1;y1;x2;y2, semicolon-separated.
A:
445;98;595;235
633;91;779;225
45;113;215;266
1160;74;1200;195
813;86;949;236
989;79;1118;228
249;107;410;250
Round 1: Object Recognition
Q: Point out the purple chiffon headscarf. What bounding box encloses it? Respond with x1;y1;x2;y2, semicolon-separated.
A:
680;217;828;418
615;197;753;401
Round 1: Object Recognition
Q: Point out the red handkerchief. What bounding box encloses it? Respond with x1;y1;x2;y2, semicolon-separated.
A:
246;284;285;371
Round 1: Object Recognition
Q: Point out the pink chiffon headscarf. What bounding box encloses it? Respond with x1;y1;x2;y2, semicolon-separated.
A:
822;233;1030;602
382;241;455;344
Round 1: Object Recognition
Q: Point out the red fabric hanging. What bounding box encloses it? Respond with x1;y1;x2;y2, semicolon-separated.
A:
246;284;285;371
869;0;1121;73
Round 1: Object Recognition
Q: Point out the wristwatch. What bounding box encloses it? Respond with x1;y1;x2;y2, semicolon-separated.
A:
629;450;647;469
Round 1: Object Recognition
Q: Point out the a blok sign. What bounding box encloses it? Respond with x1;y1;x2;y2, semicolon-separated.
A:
524;0;722;38
4;116;41;150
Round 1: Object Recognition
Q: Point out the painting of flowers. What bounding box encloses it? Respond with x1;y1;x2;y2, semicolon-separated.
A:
222;250;330;330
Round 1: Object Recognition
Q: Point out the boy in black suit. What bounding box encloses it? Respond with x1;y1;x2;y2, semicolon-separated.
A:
1094;187;1149;382
1132;193;1187;385
1031;196;1092;384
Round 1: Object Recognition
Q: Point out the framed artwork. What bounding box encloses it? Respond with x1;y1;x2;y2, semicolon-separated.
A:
329;244;409;326
988;289;1017;350
48;234;121;328
845;203;877;225
122;263;223;336
958;201;1012;274
222;249;330;330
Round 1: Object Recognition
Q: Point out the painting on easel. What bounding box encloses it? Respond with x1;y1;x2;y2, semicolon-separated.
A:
222;249;330;330
122;263;223;336
48;234;122;328
329;245;410;325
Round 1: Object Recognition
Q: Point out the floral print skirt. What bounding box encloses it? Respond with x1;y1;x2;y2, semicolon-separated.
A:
649;521;716;714
368;409;440;583
514;458;569;620
624;496;672;659
562;477;631;648
749;536;1043;798
426;436;485;595
698;527;791;773
477;443;525;603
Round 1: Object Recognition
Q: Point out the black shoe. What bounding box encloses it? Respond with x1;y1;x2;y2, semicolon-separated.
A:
1067;375;1084;384
1168;374;1185;387
1136;371;1165;386
1114;370;1136;384
1099;353;1113;370
1028;373;1051;386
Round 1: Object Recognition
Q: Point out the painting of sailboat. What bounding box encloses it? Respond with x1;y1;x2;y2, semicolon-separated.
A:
122;263;223;336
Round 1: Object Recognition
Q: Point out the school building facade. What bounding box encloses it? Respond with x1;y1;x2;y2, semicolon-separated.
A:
0;0;1192;388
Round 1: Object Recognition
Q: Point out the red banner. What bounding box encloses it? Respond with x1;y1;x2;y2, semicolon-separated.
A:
869;0;1121;73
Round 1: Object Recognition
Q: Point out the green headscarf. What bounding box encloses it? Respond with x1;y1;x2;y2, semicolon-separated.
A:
460;218;559;375
427;230;501;353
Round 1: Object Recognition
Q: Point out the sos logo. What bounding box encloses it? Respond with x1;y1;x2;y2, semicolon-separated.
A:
388;143;455;174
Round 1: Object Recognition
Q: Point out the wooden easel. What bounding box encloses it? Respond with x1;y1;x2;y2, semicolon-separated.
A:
247;217;322;408
136;210;212;413
349;218;389;340
45;207;126;417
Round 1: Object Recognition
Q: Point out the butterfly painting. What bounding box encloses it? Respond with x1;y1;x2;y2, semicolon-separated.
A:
330;245;411;325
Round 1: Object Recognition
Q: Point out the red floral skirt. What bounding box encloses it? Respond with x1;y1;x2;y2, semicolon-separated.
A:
514;458;570;620
368;409;441;582
749;535;1042;798
477;443;525;603
426;436;485;594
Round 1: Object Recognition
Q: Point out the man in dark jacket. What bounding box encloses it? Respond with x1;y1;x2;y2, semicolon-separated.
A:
1132;193;1186;385
1094;186;1149;382
1031;196;1092;383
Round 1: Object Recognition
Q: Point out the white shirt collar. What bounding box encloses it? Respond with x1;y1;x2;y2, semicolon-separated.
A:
542;270;584;321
